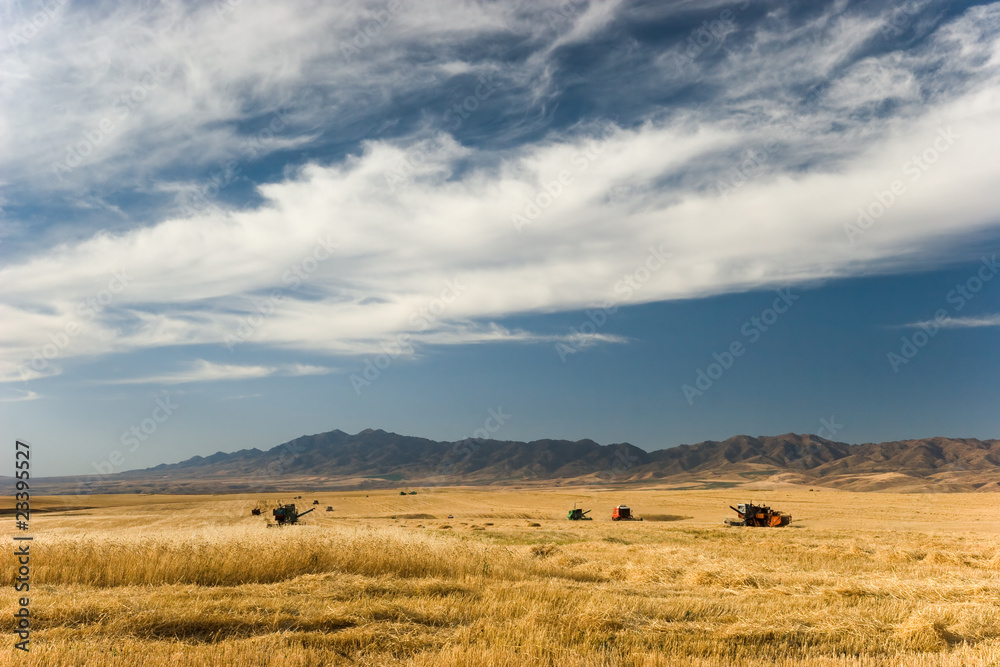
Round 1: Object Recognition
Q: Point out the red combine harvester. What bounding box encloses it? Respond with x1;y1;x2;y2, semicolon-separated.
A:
612;505;642;521
725;502;791;527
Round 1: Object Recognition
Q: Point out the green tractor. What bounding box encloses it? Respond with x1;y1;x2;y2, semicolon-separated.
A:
567;508;592;521
270;503;315;526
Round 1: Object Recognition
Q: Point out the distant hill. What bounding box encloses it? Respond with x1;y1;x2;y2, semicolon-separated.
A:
15;429;1000;495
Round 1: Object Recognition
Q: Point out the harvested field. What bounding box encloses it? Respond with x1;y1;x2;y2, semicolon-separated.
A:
4;488;1000;665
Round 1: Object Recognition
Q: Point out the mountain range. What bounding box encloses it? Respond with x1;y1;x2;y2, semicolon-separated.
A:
21;429;1000;494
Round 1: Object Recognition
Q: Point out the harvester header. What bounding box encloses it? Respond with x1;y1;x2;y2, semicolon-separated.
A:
270;503;314;526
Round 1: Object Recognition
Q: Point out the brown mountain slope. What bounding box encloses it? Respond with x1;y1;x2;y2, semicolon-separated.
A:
10;431;1000;494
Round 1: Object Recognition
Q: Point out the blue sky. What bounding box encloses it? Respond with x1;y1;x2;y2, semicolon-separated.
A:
1;0;998;477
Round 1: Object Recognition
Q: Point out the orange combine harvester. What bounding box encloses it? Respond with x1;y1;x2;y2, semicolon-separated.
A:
725;502;791;527
612;504;642;521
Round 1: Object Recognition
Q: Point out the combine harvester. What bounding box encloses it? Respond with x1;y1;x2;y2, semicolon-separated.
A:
567;507;592;521
725;502;791;527
269;503;315;527
612;505;642;521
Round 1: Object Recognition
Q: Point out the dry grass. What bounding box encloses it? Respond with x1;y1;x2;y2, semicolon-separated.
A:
4;489;1000;665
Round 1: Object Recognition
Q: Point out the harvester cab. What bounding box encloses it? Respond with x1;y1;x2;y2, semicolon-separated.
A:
271;503;315;526
612;505;642;521
567;508;592;521
725;502;791;527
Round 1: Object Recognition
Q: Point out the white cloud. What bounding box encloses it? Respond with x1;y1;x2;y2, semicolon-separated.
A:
0;0;561;199
0;388;41;402
4;86;998;382
907;314;1000;329
2;1;999;383
101;360;336;385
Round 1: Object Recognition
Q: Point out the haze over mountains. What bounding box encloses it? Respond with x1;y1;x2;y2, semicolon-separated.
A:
21;430;1000;495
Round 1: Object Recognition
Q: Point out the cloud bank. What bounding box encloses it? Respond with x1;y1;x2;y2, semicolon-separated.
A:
2;0;999;383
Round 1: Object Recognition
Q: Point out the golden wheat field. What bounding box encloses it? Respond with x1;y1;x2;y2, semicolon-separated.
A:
4;487;1000;666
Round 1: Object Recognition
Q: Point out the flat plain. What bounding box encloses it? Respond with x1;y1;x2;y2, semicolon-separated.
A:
4;487;1000;666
